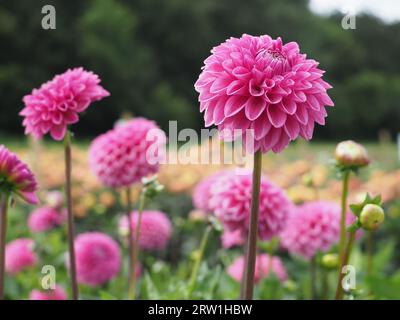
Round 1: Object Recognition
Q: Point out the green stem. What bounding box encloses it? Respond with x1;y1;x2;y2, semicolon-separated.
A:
64;130;79;300
310;256;318;300
367;231;373;277
338;171;350;261
128;192;146;300
241;150;262;300
0;192;10;300
125;188;134;295
322;269;329;300
335;231;356;300
187;225;212;298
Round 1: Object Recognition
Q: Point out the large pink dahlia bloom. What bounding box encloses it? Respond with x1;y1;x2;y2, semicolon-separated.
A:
228;254;287;283
28;206;64;233
119;210;172;251
209;170;292;245
20;67;109;141
29;286;67;300
0;145;38;205
5;238;37;274
195;34;333;153
280;201;341;259
89;118;166;188
71;232;121;286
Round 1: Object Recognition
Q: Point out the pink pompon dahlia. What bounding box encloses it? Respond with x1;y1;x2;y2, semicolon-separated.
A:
29;285;67;300
89;117;166;188
0;145;38;205
195;34;333;154
228;254;287;283
28;206;64;233
119;210;172;251
20;67;109;141
71;232;121;286
5;238;37;274
209;170;292;246
192;171;229;212
280;201;341;259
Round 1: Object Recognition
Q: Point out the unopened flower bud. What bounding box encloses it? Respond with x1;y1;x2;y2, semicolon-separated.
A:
335;140;370;168
321;253;339;270
359;204;384;231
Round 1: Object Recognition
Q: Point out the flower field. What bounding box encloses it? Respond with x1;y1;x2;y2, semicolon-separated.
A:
1;7;400;302
2;137;400;300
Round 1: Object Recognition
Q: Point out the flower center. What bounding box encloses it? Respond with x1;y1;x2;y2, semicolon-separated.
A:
256;48;289;75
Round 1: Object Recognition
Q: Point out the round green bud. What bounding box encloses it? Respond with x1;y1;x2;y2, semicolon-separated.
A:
359;204;385;231
335;140;370;168
321;253;339;270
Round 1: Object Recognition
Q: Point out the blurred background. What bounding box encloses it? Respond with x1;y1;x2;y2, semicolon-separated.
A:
0;0;399;141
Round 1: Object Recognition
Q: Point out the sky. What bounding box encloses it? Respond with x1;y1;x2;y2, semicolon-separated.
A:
309;0;400;23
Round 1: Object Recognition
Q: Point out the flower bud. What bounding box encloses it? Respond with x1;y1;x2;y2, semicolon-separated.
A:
334;140;370;168
321;253;339;270
359;204;384;231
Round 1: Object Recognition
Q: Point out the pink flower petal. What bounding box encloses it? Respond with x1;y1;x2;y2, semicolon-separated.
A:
245;97;267;121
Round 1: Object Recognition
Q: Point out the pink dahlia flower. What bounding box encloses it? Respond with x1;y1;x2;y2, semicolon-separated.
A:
28;206;64;233
195;34;333;153
228;254;287;283
0;145;38;205
5;238;37;274
192;171;228;212
29;286;67;300
89;118;166;188
209;170;292;246
280;201;342;259
72;232;121;286
119;210;172;251
20;67;109;141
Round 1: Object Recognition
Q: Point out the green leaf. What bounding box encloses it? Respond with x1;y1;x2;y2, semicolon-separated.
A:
143;272;161;300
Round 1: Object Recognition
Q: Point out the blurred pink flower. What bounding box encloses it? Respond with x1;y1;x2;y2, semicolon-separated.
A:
20;67;109;141
45;190;64;209
5;238;37;274
71;232;121;287
209;170;292;245
195;34;333;154
29;286;67;300
89;118;166;188
0;145;38;205
28;206;64;233
228;254;287;283
192;171;228;212
280;201;341;259
119;210;172;251
221;229;244;249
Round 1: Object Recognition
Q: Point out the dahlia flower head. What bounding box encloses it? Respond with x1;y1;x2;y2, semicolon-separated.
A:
20;67;109;141
209;170;292;246
89;118;166;188
192;170;229;212
280;201;358;260
0;145;38;205
29;286;67;300
28;206;64;233
228;254;287;283
5;238;37;274
71;232;121;287
195;34;333;154
119;210;172;251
